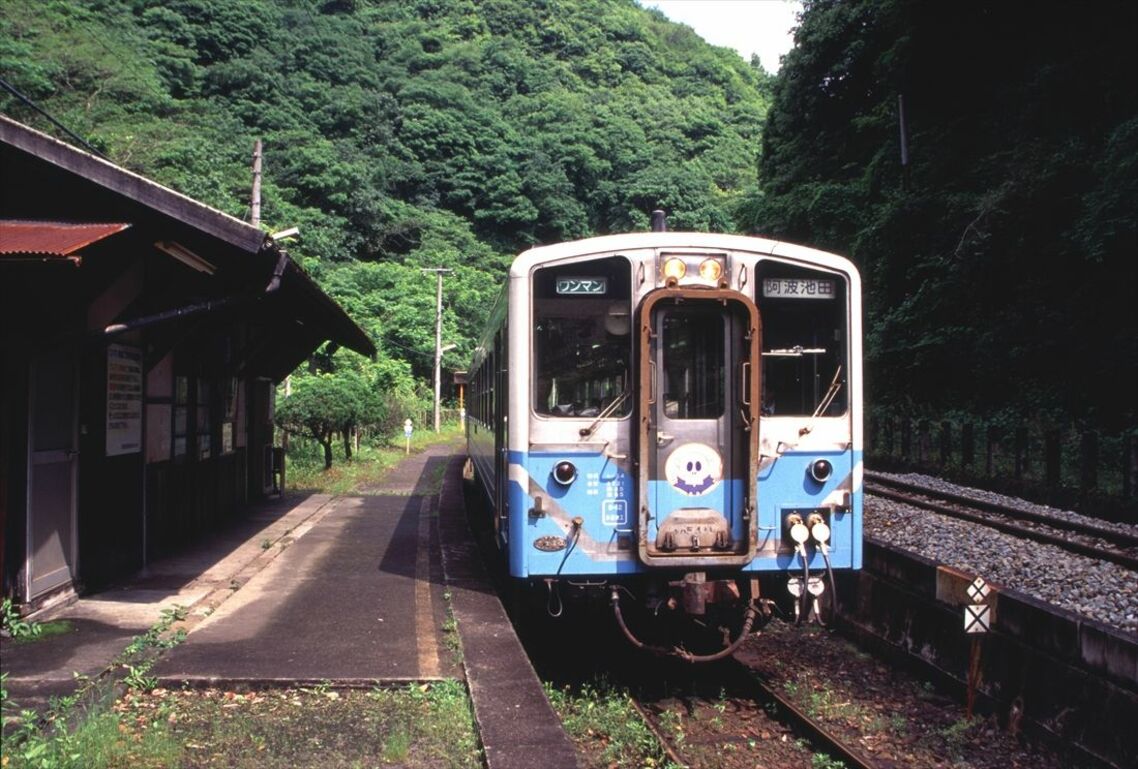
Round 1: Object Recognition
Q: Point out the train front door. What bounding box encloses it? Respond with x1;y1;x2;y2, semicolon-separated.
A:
637;291;760;565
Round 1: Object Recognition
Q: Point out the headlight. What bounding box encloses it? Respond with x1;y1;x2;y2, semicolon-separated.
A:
662;257;687;284
698;258;723;282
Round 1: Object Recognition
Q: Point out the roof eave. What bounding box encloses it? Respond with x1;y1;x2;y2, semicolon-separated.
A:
0;116;265;255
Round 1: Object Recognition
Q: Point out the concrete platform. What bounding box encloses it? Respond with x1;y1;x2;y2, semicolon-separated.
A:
152;491;456;684
3;441;580;768
2;492;337;714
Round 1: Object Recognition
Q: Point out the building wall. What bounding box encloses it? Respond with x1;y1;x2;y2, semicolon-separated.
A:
77;340;144;589
0;349;29;598
3;315;278;602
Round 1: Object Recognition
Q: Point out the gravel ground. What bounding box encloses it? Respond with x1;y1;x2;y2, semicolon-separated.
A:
865;472;1138;635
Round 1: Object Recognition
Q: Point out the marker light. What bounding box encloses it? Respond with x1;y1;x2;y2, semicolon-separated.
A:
662;258;687;283
809;459;833;483
698;258;723;282
553;461;577;486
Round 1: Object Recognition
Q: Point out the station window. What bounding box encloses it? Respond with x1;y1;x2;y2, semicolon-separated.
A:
755;262;849;417
196;380;211;459
533;256;632;418
173;376;188;459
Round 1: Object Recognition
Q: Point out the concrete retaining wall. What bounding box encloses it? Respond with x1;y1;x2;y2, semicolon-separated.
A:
839;538;1137;768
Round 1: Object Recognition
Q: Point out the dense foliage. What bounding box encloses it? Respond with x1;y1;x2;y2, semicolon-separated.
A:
0;0;771;444
742;0;1137;431
3;0;1133;443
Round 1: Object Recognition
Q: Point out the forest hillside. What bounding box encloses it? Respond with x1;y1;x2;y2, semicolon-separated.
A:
744;0;1137;433
3;0;1135;441
1;0;772;409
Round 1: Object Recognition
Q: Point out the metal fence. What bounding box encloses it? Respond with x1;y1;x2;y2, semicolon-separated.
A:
411;408;464;430
867;411;1137;521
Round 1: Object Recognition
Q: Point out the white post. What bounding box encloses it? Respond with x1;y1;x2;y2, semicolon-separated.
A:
434;270;443;432
251;139;262;227
421;268;452;432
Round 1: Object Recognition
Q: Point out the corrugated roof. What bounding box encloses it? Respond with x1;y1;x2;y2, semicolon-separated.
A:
0;221;130;258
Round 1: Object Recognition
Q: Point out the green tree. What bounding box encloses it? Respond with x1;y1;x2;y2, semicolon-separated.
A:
275;372;382;469
747;0;1138;429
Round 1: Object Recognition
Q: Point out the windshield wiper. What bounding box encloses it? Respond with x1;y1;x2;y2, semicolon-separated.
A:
812;366;843;418
579;389;631;438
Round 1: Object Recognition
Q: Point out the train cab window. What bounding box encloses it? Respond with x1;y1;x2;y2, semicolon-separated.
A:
755;263;849;417
533;256;632;418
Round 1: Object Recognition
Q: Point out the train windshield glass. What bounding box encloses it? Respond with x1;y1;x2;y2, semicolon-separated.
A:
533;256;632;418
755;262;849;417
661;311;724;419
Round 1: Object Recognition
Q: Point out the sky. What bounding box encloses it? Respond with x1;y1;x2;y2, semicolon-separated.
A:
643;0;803;72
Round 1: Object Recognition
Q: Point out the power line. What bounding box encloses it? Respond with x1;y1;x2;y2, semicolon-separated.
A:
75;18;163;102
379;335;437;361
0;75;107;159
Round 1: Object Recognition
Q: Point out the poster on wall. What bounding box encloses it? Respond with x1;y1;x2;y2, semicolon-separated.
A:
107;344;143;456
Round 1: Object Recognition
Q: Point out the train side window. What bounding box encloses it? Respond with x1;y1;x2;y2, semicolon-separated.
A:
755;263;849;417
533;256;632;418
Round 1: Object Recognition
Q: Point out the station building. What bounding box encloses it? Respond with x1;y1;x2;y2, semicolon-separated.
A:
0;116;375;608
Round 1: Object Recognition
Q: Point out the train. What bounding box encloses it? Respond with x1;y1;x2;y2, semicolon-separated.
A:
465;216;862;661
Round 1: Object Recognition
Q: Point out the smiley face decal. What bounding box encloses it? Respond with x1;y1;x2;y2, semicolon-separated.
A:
664;442;723;496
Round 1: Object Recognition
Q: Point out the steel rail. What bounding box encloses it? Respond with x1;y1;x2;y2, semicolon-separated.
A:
630;663;881;769
741;668;880;769
866;481;1138;572
627;698;689;769
865;471;1138;548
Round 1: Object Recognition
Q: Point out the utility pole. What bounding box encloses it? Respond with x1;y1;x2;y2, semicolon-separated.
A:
252;138;263;226
421;268;453;432
252;139;284;490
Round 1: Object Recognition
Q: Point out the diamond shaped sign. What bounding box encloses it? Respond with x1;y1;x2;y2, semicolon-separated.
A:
964;604;990;633
967;577;990;603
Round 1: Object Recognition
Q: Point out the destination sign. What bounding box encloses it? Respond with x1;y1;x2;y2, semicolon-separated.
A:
763;277;836;299
556;277;607;295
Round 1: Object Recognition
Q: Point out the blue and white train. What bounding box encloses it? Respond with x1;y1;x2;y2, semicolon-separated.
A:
465;221;862;661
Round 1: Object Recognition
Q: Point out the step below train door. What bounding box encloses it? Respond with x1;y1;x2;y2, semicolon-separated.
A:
637;287;760;566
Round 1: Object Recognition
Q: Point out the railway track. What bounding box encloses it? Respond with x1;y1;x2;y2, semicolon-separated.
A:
865;471;1138;571
628;658;880;769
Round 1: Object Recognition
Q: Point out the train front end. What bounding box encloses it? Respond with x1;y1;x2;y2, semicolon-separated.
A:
500;233;861;657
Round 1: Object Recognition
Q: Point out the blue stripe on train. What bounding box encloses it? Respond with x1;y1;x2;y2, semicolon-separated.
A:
505;449;862;577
